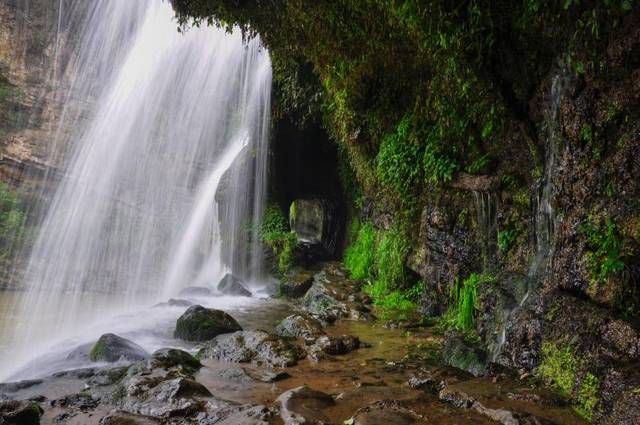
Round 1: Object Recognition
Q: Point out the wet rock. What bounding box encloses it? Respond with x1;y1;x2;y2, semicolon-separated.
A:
149;348;200;372
601;319;640;360
0;400;43;425
122;377;215;418
438;387;475;408
280;271;314;299
99;411;161;425
408;372;444;394
0;379;43;396
442;332;487;377
302;273;350;322
199;330;302;368
51;393;99;410
308;335;360;360
275;314;325;341
218;273;252;297
276;386;334;424
174;305;242;342
152;298;193;308
87;366;128;387
198;404;276;425
52;368;97;379
351;400;422;425
177;286;213;298
89;334;150;363
210;368;290;384
66;342;94;361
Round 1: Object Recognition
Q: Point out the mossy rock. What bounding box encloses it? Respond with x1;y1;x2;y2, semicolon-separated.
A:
89;333;149;363
174;305;242;342
442;332;487;377
280;271;314;298
0;400;43;425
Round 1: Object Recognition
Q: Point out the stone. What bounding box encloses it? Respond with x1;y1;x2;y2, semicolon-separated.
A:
51;393;99;410
199;330;302;368
89;334;149;363
280;271;314;298
152;298;193;308
99;411;161;425
307;335;360;360
218;273;252;297
149;348;201;371
442;332;487;377
174;305;242;342
177;286;213;298
351;400;421;425
200;404;275;425
275;314;325;340
276;386;334;425
0;400;43;425
289;199;325;244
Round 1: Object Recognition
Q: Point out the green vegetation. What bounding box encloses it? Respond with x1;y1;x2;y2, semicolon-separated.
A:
344;220;419;311
498;229;519;254
581;217;625;284
344;220;376;281
445;273;495;332
0;182;27;258
260;203;298;275
538;342;601;421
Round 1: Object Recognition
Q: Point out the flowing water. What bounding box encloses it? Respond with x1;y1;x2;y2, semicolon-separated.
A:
0;0;272;381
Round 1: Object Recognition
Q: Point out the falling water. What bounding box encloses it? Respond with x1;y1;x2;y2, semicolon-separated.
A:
0;0;271;380
472;190;498;266
529;65;569;277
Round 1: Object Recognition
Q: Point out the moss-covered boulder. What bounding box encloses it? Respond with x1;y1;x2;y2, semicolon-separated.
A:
442;332;487;377
0;400;43;425
89;333;149;363
150;348;201;372
280;270;314;299
174;305;242;342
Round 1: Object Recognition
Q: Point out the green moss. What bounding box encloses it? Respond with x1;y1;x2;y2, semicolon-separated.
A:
498;229;519;254
88;338;108;362
538;342;601;421
538;342;578;395
344;221;376;281
576;372;600;421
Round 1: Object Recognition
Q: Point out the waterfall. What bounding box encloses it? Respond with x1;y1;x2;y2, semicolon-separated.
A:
529;65;569;277
473;190;498;266
0;0;271;380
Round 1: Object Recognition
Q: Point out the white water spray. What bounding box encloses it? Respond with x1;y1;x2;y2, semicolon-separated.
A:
0;0;271;380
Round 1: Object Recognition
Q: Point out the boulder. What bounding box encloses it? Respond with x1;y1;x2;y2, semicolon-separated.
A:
442;332;487;377
174;305;242;342
280;271;314;298
0;400;43;425
218;273;252;297
177;286;213;298
199;330;302;368
210;368;290;384
276;386;334;425
275;314;325;341
89;334;149;363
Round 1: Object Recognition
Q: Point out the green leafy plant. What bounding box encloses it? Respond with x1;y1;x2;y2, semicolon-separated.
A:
0;183;27;256
498;229;519;254
344;221;376;281
446;273;494;332
582;217;625;284
260;203;298;274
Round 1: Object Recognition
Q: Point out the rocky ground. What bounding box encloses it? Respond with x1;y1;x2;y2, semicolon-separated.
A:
0;263;587;424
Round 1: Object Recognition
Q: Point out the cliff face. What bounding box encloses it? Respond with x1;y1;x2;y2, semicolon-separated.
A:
173;2;639;422
0;0;78;191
